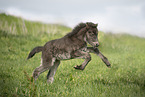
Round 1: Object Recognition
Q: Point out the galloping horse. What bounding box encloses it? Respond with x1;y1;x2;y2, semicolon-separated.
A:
27;22;111;83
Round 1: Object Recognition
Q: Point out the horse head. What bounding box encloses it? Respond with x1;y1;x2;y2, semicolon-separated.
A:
85;22;99;48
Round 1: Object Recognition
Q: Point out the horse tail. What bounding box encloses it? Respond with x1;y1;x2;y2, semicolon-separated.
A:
27;46;43;60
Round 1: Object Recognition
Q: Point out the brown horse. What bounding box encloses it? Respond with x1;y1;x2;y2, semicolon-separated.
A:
27;22;111;83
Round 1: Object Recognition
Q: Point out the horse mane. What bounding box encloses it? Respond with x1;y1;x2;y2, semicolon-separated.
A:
65;22;97;37
65;23;86;37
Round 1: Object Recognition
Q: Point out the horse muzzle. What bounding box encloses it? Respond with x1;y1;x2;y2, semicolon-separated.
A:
93;42;100;47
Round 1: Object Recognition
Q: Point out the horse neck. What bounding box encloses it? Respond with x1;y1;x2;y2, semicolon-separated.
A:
75;27;87;42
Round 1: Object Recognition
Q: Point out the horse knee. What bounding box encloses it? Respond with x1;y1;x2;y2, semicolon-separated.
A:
86;54;91;61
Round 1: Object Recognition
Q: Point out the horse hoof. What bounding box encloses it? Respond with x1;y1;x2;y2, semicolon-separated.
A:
107;64;111;68
74;65;84;70
47;77;54;84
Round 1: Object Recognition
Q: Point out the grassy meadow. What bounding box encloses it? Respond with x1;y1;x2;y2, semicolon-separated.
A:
0;13;145;97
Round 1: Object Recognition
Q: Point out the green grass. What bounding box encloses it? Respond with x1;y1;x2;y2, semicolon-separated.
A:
0;13;71;36
0;13;145;97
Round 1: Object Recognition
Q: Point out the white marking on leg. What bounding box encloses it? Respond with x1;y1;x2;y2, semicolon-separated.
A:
52;58;56;63
47;61;60;83
40;58;43;66
47;77;54;84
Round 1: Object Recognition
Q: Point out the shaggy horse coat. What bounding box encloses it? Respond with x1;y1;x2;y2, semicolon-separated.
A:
27;22;111;83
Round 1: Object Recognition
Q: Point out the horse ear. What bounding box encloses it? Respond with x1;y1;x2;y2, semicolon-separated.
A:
96;23;98;27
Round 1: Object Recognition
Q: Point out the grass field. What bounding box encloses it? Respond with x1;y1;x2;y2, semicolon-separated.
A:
0;13;145;97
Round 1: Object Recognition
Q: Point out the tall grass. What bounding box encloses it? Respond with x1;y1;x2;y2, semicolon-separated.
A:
0;13;71;35
0;13;145;97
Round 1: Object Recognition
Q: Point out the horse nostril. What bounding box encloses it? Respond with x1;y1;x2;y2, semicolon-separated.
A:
96;43;99;47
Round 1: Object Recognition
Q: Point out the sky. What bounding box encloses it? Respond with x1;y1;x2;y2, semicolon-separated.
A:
0;0;145;37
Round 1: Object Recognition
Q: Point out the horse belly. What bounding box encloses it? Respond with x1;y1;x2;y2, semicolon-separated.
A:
56;53;71;60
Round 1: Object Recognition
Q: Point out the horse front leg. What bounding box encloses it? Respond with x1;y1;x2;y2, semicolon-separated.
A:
73;51;91;70
87;47;111;68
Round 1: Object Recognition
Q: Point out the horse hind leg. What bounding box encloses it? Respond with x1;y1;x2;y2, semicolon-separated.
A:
47;60;60;83
33;58;55;81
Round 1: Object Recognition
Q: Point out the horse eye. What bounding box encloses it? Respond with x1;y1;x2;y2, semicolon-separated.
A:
93;31;96;33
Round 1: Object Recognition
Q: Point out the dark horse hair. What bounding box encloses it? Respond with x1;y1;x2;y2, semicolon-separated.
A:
66;22;97;37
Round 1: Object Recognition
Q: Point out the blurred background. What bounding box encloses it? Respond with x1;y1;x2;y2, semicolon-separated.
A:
0;0;145;37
